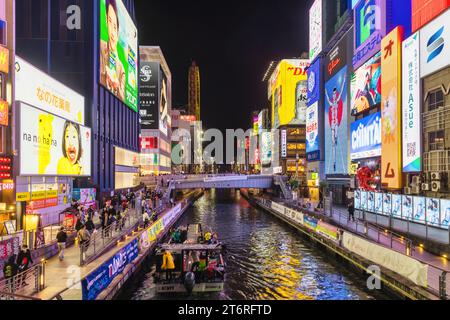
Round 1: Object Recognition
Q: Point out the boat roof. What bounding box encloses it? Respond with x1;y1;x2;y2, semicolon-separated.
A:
159;243;222;251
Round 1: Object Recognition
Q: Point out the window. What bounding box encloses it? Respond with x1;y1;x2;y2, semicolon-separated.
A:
429;130;445;151
427;89;444;112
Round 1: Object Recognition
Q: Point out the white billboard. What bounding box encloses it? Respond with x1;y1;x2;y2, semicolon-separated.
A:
402;32;422;172
309;0;322;61
420;9;450;78
19;103;91;177
15;57;85;125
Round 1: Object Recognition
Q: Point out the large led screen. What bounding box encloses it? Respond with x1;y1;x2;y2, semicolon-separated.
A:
350;52;381;115
350;112;382;160
325;66;348;175
19;103;91;177
100;0;138;112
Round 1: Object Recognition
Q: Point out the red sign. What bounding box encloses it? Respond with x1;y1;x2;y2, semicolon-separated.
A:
140;137;158;150
0;157;12;179
412;0;450;32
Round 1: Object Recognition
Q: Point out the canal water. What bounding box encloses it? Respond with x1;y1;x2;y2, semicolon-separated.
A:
119;190;391;300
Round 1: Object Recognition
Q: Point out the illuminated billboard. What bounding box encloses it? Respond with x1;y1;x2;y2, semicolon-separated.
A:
350;112;382;160
325;66;349;175
15;57;85;125
353;0;387;69
325;28;352;81
350;52;381;115
309;0;323;61
261;132;272;167
100;0;138;112
419;9;450;78
159;70;169;137
307;58;321;105
139;62;159;129
412;0;450;32
18;103;91;177
402;32;422;172
306;102;320;156
271;60;309;128
381;27;403;189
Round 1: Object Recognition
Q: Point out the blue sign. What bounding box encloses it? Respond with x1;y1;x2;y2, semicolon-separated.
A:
82;239;139;300
307;58;321;105
350;112;381;160
306;101;320;156
353;0;386;69
325;66;349;175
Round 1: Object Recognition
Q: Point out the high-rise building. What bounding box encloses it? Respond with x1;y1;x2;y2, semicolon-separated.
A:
188;61;201;121
139;46;172;176
14;0;140;216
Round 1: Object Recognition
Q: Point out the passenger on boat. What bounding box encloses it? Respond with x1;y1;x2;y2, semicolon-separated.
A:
161;249;175;280
204;231;212;244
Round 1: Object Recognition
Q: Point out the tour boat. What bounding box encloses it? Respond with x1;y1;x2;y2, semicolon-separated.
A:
154;224;225;294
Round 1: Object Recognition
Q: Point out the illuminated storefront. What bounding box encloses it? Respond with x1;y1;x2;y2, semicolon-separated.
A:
14;57;90;238
115;147;140;190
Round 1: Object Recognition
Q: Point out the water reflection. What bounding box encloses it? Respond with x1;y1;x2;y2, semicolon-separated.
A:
122;190;389;300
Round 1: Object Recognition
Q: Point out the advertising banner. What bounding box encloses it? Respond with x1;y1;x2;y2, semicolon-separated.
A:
367;192;375;212
402;32;422;172
413;196;426;222
325;66;349;175
0;236;20;260
307;58;321;105
159;70;170;137
402;195;413;220
261;132;272;167
271;60;309;128
325;28;352;81
427;198;440;226
383;193;392;215
354;189;361;209
73;188;96;207
419;9;450;78
271;202;286;215
350;52;382;115
374;192;383;214
342;232;428;287
99;0;138;112
0;100;8;126
139;62;159;129
15;57;85;125
19;103;92;177
303;215;318;231
381;27;403;189
281;129;287;158
82;238;139;300
306;102;320;158
316;221;339;242
441;199;450;228
309;0;323;61
350;112;382;160
392;194;402;217
353;0;387;69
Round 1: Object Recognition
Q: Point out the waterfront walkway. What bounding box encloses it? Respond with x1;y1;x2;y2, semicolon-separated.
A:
12;204;170;300
278;198;450;298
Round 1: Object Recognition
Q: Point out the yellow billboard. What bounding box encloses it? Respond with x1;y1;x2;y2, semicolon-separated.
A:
270;60;309;128
381;27;403;189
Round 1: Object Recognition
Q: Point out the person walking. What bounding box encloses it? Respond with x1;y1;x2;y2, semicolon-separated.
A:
142;210;150;228
161;249;175;281
348;202;355;222
77;225;91;248
3;255;18;292
16;245;33;287
85;216;95;235
56;227;68;261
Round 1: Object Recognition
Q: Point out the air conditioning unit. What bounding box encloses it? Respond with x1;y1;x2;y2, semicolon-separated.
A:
412;186;421;194
404;187;412;195
431;181;442;192
421;183;430;191
431;172;442;181
412;176;421;186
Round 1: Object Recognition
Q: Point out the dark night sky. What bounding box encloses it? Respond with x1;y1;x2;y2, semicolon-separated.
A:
135;0;313;132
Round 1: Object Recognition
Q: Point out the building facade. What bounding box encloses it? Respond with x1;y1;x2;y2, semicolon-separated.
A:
15;0;140;196
139;46;172;176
